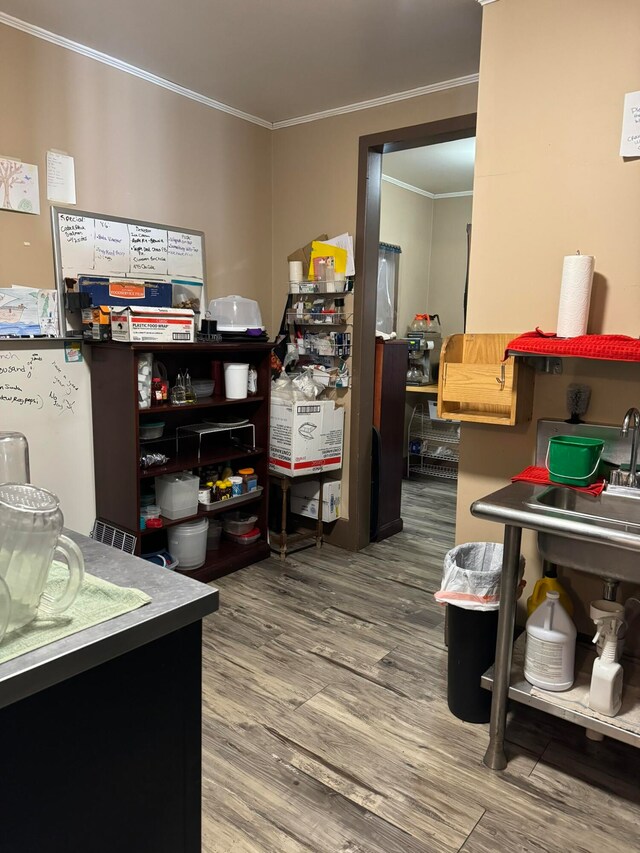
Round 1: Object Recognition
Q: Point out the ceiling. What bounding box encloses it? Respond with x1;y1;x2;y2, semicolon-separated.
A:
0;0;482;124
383;137;476;195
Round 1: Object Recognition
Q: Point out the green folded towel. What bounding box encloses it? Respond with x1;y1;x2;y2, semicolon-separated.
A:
0;561;151;665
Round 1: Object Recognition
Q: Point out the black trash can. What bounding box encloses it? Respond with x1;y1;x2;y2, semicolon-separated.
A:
436;541;523;724
447;605;499;723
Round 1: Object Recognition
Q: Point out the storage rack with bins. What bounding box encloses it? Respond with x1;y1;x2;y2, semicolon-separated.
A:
88;341;272;582
407;403;460;480
286;283;353;387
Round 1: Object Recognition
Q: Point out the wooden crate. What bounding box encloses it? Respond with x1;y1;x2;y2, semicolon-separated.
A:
437;334;534;426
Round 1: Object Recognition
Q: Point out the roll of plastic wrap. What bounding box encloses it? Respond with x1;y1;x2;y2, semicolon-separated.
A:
289;260;303;283
556;253;595;338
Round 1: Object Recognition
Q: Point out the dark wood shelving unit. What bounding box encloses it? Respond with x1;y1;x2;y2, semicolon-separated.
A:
89;340;272;582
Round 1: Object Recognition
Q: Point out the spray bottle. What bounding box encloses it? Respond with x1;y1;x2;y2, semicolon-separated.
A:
589;612;624;716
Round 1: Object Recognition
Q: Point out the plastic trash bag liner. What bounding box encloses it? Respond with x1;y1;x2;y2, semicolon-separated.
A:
435;542;525;611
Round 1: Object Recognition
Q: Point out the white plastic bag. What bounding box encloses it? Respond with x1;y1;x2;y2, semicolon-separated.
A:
434;542;525;611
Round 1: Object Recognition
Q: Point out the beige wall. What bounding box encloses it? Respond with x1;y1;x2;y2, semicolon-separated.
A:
0;25;272;314
379;181;433;335
458;0;640;628
429;195;472;339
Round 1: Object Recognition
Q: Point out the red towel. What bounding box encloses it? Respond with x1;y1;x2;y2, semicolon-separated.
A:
512;465;605;497
505;330;640;362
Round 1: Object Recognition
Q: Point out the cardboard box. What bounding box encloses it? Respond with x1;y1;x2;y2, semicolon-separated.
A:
269;399;344;476
290;478;341;522
111;306;195;343
82;305;111;341
79;276;172;308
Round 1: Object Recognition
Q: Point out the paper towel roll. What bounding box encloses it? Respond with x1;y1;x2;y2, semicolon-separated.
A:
289;260;303;283
556;253;595;337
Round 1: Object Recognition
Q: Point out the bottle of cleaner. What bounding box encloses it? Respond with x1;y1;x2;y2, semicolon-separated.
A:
527;562;573;617
589;613;624;716
524;590;576;691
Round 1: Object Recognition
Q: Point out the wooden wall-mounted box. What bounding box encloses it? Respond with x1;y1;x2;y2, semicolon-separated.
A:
437;334;534;426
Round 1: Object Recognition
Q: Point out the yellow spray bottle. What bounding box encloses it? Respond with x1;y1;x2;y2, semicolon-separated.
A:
527;561;573;617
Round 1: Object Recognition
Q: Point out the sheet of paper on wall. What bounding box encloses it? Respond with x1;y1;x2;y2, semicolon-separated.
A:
168;232;203;279
619;91;640;157
0;157;40;215
129;224;168;275
325;233;355;276
46;151;76;204
0;286;55;337
59;213;95;274
94;218;130;274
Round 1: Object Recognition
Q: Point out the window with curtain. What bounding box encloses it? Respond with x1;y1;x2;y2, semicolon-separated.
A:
376;242;401;335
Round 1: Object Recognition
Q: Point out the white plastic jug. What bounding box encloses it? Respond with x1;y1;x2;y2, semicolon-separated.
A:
524;591;576;691
224;363;249;400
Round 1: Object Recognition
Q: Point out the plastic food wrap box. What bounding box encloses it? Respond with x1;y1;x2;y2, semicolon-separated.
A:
269;399;344;476
111;306;195;342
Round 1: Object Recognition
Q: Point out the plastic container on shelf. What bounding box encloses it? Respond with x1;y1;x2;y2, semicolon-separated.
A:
207;295;265;333
222;512;258;535
229;476;243;497
238;467;258;492
224;363;249;399
206;519;223;551
191;379;215;398
140;421;165;440
225;527;261;546
168;517;209;569
137;352;153;409
524;591;576;691
155;472;199;519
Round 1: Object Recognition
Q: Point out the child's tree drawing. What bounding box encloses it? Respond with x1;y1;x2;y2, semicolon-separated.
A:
0;159;39;214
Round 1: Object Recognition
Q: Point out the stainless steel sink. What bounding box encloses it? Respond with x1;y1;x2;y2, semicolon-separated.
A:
525;487;640;581
528;487;640;531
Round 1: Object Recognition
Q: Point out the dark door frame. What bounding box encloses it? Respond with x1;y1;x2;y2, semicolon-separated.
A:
334;113;477;551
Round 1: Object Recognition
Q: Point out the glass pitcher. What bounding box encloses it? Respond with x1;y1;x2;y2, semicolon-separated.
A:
0;432;30;484
0;484;84;634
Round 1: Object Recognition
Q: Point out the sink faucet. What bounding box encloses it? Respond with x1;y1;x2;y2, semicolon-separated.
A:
620;407;640;487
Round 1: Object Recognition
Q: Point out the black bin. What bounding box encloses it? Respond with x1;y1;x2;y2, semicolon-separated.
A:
447;605;499;723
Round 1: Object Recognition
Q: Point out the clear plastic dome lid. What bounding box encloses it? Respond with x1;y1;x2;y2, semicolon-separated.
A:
207;295;264;331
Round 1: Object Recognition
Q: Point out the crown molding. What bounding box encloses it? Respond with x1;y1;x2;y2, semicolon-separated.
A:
0;12;272;129
1;12;479;131
271;73;479;129
382;175;435;198
434;190;474;199
382;175;472;200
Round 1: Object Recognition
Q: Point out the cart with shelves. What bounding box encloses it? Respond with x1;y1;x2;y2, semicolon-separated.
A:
89;341;272;582
407;403;460;480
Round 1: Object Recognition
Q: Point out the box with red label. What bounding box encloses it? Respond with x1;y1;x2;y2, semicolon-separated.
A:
111;306;195;343
78;276;172;308
269;399;344;477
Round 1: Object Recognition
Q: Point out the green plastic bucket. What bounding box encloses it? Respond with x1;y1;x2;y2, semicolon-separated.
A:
546;435;604;486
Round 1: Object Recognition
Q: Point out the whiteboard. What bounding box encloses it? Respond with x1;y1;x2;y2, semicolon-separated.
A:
51;206;206;335
0;342;95;535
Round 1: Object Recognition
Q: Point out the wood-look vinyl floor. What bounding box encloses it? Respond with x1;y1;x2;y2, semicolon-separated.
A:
202;478;640;852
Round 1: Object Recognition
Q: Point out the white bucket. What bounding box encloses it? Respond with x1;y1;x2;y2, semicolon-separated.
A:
224;363;249;399
168;517;209;569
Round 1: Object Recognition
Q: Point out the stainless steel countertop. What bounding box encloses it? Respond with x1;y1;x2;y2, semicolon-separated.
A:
0;531;219;711
471;481;640;553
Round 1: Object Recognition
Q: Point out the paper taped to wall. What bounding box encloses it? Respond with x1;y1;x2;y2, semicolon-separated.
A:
620;91;640;157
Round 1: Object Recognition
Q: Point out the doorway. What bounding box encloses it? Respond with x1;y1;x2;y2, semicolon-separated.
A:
345;114;477;551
